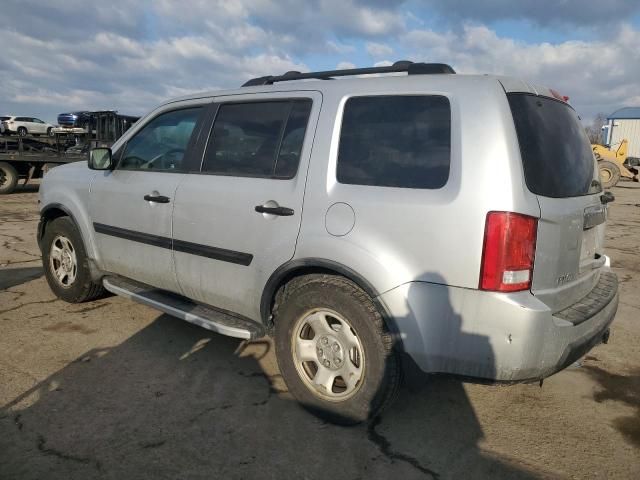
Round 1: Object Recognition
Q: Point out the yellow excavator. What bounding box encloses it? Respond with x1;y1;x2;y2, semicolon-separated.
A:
592;139;639;188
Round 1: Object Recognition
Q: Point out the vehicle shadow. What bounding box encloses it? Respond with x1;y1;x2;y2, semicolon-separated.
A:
0;278;539;479
0;266;43;290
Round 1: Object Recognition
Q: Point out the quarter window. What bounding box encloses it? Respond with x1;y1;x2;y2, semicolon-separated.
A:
118;107;203;171
337;95;451;189
202;99;312;178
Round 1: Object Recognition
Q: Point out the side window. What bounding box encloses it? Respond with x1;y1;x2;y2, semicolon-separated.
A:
33;118;44;124
337;95;451;189
275;101;313;178
118;107;203;171
15;117;28;122
202;99;312;179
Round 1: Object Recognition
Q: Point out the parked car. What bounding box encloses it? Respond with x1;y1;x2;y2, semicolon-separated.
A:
1;116;55;136
37;61;619;424
57;111;94;130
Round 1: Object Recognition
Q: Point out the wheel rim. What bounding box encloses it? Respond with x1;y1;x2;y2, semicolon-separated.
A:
601;168;612;183
291;308;365;401
49;235;77;288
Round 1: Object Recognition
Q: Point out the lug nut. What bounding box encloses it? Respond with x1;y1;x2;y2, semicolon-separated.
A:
322;337;329;345
332;343;340;352
324;360;330;367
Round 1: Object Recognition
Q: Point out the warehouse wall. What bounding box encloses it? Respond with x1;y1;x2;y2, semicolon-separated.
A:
610;118;640;158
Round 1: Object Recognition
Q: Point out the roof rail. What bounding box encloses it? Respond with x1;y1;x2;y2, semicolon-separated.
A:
241;60;456;87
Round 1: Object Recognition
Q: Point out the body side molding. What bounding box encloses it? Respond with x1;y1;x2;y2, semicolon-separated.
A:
93;222;253;266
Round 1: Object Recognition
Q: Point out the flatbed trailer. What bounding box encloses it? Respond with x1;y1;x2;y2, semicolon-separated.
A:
0;111;138;194
0;133;86;194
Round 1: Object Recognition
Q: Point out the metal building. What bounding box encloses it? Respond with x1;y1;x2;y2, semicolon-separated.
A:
604;107;640;158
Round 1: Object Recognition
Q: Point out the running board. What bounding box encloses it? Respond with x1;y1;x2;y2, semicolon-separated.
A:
103;276;264;340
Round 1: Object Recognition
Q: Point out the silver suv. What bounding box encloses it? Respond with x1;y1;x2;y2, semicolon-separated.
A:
38;61;619;424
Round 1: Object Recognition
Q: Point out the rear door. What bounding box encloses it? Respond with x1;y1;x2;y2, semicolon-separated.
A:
507;92;606;311
31;118;46;134
171;91;321;320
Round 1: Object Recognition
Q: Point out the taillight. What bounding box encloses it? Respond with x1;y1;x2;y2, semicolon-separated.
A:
479;212;538;292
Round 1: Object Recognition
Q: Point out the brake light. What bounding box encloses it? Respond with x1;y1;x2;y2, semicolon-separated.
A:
480;212;538;292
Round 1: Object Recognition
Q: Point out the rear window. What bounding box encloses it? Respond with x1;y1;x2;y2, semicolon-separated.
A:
508;93;601;198
337;95;451;189
0;117;10;121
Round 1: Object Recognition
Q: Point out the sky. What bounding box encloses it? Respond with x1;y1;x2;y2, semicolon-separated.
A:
1;0;640;124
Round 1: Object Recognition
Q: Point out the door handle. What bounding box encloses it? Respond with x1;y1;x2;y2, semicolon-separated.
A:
144;194;171;203
255;205;294;216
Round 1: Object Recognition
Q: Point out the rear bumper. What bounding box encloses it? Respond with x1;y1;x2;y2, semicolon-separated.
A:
379;269;618;382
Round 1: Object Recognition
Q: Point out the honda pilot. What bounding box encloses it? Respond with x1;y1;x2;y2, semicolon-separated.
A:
37;61;618;424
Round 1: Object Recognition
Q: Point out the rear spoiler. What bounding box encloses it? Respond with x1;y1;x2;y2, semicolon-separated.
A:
498;77;570;103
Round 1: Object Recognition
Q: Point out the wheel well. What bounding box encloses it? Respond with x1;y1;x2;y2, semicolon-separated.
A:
38;206;70;243
261;261;397;339
266;266;341;321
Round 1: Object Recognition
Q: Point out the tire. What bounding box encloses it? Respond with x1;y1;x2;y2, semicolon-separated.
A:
17;126;27;137
599;160;621;189
47;127;54;137
42;217;105;303
0;162;19;194
274;274;401;425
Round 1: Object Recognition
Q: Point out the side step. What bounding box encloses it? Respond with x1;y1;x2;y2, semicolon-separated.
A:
103;276;265;340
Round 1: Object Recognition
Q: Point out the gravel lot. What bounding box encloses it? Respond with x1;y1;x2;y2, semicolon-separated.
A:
1;183;639;479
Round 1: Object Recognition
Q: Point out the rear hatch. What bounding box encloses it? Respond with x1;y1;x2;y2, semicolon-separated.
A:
507;91;607;312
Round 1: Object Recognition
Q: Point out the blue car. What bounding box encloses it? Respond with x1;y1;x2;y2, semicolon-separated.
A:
57;111;94;130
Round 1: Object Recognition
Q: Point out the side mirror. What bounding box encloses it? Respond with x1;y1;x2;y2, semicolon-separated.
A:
89;148;113;170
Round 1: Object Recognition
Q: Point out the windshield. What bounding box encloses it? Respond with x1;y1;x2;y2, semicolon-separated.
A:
508;93;601;198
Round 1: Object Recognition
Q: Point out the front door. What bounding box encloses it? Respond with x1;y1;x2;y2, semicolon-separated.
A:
172;92;321;320
90;105;205;292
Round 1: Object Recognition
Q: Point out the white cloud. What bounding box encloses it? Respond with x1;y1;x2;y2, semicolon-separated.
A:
0;1;639;124
366;42;394;58
336;61;357;69
327;41;357;55
417;0;640;27
402;24;640;119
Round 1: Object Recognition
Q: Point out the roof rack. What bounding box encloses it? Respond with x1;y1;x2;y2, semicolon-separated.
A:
242;60;456;87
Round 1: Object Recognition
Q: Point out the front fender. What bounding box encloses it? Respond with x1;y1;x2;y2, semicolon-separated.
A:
39;163;100;264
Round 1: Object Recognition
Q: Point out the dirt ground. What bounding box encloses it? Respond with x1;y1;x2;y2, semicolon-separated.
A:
0;182;639;480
